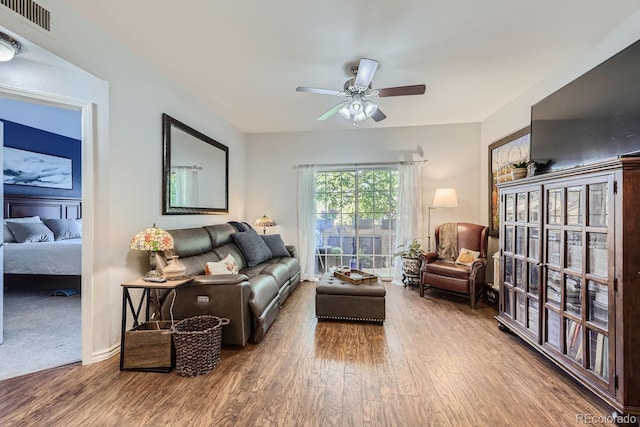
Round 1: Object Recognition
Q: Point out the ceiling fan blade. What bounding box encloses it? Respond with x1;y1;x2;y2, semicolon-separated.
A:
354;58;379;87
297;86;342;96
377;84;426;97
317;102;349;121
370;108;387;122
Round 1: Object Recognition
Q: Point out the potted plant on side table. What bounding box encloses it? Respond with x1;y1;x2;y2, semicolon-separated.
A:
393;239;425;286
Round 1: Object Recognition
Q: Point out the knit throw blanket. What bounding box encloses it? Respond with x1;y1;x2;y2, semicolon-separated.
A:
438;222;458;262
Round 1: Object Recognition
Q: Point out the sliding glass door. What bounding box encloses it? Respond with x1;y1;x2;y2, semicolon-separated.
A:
314;168;398;279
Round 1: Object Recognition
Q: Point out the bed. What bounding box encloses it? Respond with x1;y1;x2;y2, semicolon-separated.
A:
3;195;82;278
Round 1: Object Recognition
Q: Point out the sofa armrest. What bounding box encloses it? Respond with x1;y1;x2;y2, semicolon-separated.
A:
161;276;252;346
191;274;249;285
286;245;298;259
469;258;487;281
419;252;438;270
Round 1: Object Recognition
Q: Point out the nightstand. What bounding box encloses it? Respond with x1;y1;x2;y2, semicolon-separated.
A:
120;276;193;372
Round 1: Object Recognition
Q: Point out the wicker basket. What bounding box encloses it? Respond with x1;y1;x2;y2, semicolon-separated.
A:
171;315;230;377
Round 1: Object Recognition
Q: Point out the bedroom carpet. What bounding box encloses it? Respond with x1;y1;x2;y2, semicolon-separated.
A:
0;284;81;381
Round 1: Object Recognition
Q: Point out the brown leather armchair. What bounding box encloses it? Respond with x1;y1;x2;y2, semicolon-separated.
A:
419;222;488;308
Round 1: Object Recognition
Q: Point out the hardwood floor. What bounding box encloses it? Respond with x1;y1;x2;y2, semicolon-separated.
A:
0;281;613;426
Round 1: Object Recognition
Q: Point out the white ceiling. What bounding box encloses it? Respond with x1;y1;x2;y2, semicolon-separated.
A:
62;1;640;134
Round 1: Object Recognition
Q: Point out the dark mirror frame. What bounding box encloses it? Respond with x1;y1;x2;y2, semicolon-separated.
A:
162;113;229;215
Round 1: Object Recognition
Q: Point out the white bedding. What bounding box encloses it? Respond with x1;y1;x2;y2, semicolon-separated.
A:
3;238;82;275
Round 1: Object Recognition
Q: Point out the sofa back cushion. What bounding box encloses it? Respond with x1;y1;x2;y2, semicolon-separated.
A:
232;228;273;267
204;224;236;248
261;234;290;258
167;227;213;257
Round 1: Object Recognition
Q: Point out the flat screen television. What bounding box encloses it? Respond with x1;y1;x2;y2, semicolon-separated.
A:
530;38;640;172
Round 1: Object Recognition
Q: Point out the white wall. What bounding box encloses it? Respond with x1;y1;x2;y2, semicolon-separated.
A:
0;3;246;361
478;10;640;282
245;123;481;248
480;10;640;226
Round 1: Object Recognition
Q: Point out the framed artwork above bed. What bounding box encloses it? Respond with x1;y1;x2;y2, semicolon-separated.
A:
3;147;73;190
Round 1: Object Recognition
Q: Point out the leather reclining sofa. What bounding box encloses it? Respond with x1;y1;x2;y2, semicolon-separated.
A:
157;223;301;346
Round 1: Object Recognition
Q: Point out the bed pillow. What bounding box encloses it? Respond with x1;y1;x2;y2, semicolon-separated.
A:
455;248;481;266
3;216;41;243
232;228;273;266
43;218;82;241
6;221;54;243
260;234;290;258
204;254;239;275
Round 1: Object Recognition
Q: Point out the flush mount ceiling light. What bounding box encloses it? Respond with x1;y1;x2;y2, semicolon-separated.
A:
0;32;23;62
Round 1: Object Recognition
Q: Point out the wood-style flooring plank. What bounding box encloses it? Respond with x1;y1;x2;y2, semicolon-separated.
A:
0;282;614;426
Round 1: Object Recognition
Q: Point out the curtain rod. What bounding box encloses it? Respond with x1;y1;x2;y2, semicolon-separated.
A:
293;159;428;169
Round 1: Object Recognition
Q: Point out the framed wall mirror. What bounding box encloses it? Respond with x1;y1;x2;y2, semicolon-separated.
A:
162;113;229;215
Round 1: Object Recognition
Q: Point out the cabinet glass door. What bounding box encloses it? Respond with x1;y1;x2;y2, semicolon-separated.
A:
543;179;611;386
500;186;541;339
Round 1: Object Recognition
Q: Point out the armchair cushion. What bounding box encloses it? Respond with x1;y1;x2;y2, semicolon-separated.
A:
455;248;480;266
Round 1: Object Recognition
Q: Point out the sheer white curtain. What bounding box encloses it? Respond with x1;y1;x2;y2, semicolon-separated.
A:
392;163;423;285
297;165;318;281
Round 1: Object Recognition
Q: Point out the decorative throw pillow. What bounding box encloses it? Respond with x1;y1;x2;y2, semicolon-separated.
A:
232;228;273;267
205;254;239;275
260;234;290;258
6;221;54;243
455;248;481;266
43;218;82;240
3;216;41;243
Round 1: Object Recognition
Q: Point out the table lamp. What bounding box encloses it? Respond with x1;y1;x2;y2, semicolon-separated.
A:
129;224;174;278
428;188;458;251
254;215;276;234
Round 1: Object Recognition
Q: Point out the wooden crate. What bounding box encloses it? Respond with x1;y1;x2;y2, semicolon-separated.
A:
334;269;378;285
123;321;174;370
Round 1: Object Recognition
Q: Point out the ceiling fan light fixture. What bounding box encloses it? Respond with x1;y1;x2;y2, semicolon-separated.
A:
339;104;351;119
0;32;22;62
363;100;378;116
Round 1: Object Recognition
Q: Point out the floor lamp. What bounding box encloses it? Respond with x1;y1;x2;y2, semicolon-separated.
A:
427;188;458;251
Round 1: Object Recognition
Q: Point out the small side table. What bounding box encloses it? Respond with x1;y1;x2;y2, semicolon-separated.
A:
120;276;193;372
402;272;420;289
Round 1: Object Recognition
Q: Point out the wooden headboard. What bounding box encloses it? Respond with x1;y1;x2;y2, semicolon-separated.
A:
4;195;82;220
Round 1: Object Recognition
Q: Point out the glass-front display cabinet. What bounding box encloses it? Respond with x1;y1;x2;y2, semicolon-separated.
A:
494;158;640;418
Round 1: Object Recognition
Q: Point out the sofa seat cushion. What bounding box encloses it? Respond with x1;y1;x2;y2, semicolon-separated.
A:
266;257;300;279
240;263;290;289
248;275;279;315
424;260;470;280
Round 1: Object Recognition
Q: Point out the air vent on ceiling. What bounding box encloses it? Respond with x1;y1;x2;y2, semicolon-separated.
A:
1;0;50;31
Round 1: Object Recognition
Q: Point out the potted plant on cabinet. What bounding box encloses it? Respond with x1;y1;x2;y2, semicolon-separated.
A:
393;239;425;277
511;161;529;180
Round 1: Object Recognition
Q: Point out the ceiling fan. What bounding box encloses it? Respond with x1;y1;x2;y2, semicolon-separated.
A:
296;58;426;126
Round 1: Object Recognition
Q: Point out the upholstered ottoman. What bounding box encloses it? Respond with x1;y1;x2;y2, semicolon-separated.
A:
315;274;386;324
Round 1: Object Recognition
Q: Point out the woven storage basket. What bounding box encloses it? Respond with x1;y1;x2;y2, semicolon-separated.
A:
171;315;230;377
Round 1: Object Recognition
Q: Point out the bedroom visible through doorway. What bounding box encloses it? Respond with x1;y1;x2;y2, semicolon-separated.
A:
0;97;83;380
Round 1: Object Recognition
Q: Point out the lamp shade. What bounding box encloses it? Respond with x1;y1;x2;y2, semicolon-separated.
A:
129;225;174;252
254;215;276;229
432;188;458;208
